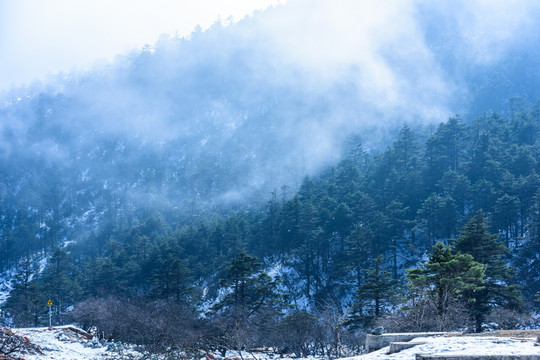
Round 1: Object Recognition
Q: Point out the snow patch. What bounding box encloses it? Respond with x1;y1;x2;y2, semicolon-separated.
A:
11;326;143;360
0;267;15;305
348;335;540;360
5;329;540;360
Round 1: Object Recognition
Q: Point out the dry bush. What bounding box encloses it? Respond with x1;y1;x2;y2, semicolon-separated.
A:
375;298;469;333
485;307;532;330
275;311;318;357
70;297;201;354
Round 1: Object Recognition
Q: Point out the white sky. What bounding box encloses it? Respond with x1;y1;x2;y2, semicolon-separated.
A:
0;0;284;92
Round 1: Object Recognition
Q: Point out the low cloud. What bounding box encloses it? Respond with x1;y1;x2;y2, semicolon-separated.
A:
2;0;540;210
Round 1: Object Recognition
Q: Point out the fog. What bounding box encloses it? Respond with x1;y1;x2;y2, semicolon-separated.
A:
0;0;282;92
1;0;540;215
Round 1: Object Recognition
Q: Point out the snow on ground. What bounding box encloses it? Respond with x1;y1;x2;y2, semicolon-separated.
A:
345;335;540;360
4;327;540;360
10;325;142;360
0;267;15;305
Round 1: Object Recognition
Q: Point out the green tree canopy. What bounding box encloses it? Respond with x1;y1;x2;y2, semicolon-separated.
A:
452;210;521;332
407;242;485;331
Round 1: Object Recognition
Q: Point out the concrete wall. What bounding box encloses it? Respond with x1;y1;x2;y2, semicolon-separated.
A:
388;341;426;354
366;332;447;352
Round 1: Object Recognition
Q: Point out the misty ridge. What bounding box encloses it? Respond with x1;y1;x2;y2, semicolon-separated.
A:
1;0;540;234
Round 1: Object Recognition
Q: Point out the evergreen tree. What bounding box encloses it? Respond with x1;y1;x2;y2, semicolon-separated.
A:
416;194;457;246
211;251;281;319
407;242;485;331
2;259;45;326
377;124;423;211
295;200;322;299
453;210;521;332
424;117;467;189
436;170;471;223
385;201;410;279
150;253;191;303
331;203;353;251
210;251;282;354
518;189;540;302
492;193;519;247
41;247;82;321
344;205;388;295
513;173;540;238
348;255;397;328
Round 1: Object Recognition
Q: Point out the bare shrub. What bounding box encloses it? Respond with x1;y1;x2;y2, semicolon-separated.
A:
316;301;351;358
485;307;531;330
274;311;318;357
375;298;469;333
70;297;201;354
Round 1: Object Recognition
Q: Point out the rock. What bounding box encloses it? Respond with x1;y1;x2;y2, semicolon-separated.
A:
86;340;102;349
106;342;125;352
42;345;61;352
56;332;75;342
133;345;146;353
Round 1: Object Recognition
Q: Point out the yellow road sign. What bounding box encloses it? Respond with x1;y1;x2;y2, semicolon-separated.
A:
47;299;53;306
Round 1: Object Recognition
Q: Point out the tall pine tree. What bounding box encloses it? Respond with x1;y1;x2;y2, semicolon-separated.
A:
453;210;521;332
407;242;485;331
348;255;397;328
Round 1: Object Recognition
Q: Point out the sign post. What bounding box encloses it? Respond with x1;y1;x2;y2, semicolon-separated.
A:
47;299;53;328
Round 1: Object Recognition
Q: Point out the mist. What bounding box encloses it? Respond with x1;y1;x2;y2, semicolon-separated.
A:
1;0;540;222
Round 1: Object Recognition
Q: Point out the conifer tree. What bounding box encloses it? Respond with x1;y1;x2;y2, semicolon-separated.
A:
407;242;485;331
2;259;44;326
453;210;521;332
211;251;281;319
210;251;282;354
348;255;397;328
518;189;540;301
41;247;82;318
151;254;191;303
424;117;467;189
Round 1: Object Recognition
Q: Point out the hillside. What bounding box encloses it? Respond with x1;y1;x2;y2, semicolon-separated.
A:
2;0;540;355
2;1;540;269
